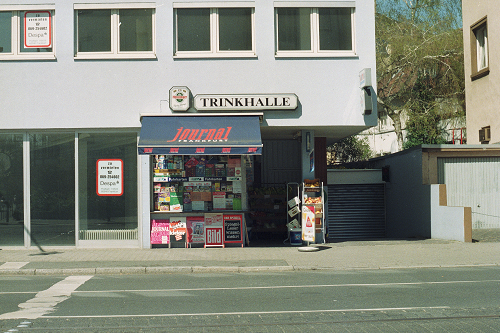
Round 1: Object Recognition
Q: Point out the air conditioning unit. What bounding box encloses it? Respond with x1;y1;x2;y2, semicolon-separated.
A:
479;126;491;142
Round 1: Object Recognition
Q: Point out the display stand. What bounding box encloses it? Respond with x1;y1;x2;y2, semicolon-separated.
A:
301;180;325;245
286;182;301;245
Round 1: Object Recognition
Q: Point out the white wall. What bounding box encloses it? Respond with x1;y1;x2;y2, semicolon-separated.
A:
1;0;377;132
430;184;471;242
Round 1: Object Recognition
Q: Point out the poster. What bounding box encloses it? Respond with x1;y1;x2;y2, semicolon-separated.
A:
204;213;223;227
187;216;205;244
96;159;123;196
205;213;224;247
224;214;243;245
150;219;169;245
24;11;51;48
205;227;223;247
169;217;187;247
302;206;315;242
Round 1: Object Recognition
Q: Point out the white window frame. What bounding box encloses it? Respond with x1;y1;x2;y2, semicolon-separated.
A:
74;3;156;60
0;5;56;61
274;1;356;58
173;2;256;58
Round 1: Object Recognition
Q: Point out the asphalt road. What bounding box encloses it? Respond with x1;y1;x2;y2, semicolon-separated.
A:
1;267;499;332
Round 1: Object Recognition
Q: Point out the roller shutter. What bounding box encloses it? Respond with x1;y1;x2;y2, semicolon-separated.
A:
327;184;386;241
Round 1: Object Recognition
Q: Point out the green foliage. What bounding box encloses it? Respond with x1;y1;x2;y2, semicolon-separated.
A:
403;109;447;149
327;136;373;166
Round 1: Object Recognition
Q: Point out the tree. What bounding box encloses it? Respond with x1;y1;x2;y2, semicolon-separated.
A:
327;136;373;166
376;0;465;150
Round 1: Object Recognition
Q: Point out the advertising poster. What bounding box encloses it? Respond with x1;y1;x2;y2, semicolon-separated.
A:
302;206;315;242
150;219;169;245
223;214;243;245
169;217;187;247
204;213;223;227
205;227;223;247
187;216;205;244
96;159;123;196
24;11;51;48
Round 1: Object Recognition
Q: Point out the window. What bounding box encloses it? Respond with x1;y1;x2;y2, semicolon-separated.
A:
0;5;55;60
174;2;255;58
471;16;488;80
275;3;355;57
74;4;155;59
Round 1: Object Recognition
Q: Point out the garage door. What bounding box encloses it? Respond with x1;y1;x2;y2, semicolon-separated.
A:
327;184;386;241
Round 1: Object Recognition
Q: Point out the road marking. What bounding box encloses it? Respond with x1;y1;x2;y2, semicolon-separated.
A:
69;279;500;294
44;306;451;319
0;275;93;320
0;262;29;270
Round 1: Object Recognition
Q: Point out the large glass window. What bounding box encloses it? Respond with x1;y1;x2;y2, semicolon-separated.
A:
175;6;255;57
177;8;210;52
78;133;138;241
319;8;352;51
30;134;75;246
0;7;55;60
77;9;111;52
0;134;24;246
74;5;155;59
0;11;12;53
276;6;355;56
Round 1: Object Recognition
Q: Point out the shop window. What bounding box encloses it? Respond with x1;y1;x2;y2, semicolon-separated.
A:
74;4;155;59
275;4;355;57
78;133;138;241
0;6;55;60
30;133;75;246
470;16;489;80
0;134;24;246
174;3;255;58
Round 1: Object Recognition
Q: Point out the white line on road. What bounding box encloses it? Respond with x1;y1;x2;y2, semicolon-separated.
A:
69;279;500;294
42;306;451;319
0;262;29;270
0;275;93;320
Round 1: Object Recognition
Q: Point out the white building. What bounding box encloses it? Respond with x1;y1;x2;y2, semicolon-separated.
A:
0;0;377;249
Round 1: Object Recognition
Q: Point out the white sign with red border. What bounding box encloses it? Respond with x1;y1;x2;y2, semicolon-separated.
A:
96;159;124;196
24;11;51;48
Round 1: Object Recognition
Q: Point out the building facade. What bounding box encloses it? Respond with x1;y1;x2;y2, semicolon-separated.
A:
0;0;376;249
463;0;499;144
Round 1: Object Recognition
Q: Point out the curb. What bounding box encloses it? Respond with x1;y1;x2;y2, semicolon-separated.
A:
0;263;498;276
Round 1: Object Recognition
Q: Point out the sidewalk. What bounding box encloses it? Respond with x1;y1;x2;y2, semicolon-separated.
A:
1;238;499;276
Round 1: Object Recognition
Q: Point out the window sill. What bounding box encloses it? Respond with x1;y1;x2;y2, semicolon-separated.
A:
471;67;490;81
275;51;358;58
0;54;56;61
74;53;157;60
174;52;257;59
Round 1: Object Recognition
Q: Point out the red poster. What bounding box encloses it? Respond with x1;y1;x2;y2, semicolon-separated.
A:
187;216;205;244
205;227;223;247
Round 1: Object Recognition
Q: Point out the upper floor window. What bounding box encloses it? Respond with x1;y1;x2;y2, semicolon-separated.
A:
174;2;255;58
0;5;55;60
275;2;355;57
470;16;488;80
74;3;155;59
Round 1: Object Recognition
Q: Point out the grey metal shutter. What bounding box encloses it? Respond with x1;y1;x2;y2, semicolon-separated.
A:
327;184;386;241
